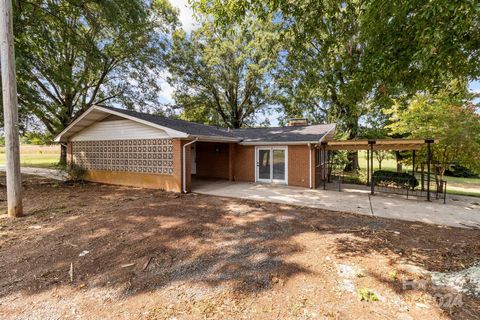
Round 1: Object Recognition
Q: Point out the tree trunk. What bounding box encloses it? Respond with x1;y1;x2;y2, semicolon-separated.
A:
345;151;359;172
59;144;67;166
395;151;402;172
343;118;360;172
378;160;382;170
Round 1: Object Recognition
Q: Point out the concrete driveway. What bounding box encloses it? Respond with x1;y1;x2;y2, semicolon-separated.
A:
193;180;480;229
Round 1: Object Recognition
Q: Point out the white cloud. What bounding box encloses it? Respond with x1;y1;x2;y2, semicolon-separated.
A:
172;0;198;33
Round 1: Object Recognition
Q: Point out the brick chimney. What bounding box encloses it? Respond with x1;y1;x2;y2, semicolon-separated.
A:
287;118;308;126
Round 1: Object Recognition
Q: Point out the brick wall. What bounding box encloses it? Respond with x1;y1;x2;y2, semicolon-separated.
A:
67;138;316;192
288;145;311;188
232;145;255;182
195;142;230;179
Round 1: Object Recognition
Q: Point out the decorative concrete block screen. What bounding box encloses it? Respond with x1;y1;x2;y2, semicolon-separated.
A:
72;139;174;174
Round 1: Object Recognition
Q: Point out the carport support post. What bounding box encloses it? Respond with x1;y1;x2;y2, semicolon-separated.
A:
366;148;370;186
368;140;375;195
426;139;433;201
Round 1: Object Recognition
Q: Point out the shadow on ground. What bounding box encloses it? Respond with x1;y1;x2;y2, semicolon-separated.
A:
0;173;479;318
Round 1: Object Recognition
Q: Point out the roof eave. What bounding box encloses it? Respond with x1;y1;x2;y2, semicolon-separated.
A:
54;105;190;142
239;140;322;146
190;135;242;143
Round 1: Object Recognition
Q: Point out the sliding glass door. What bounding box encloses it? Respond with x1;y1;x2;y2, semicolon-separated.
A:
256;147;287;184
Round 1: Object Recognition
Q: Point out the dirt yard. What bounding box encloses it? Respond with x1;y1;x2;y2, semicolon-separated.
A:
0;174;479;319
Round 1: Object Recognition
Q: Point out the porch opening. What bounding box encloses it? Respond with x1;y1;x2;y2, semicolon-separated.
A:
190;141;233;191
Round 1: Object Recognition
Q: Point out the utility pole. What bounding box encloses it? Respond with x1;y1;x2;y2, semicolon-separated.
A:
1;0;23;217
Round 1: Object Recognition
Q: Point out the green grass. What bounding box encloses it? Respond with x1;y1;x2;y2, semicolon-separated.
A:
0;144;60;169
351;151;480;197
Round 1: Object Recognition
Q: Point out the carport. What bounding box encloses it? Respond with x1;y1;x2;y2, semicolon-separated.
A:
321;139;443;202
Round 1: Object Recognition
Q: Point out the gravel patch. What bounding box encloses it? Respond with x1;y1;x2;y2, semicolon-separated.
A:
431;263;480;297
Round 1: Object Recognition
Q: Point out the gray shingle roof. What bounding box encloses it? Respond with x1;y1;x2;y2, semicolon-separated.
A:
99;106;334;143
100;106;239;139
231;124;335;143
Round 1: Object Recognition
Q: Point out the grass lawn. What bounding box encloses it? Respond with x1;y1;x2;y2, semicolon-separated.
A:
0;144;60;168
1;173;479;319
355;151;480;197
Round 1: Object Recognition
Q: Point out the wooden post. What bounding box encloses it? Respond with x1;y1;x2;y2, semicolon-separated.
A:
0;0;23;217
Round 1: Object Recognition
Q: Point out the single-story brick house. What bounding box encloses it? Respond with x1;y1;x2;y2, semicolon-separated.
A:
55;105;336;193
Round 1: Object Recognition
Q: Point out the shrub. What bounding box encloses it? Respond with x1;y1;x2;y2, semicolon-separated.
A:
67;163;87;182
445;164;479;178
372;170;418;189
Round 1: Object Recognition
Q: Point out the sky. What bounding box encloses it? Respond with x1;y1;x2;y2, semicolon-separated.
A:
470;80;480;94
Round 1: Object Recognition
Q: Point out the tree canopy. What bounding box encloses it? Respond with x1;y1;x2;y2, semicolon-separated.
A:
7;0;178;162
193;0;480;91
386;83;480;176
164;16;279;128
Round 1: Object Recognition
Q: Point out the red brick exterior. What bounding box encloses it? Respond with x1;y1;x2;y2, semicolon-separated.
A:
69;137;323;192
287;145;311;188
195;142;230;179
232;145;255;182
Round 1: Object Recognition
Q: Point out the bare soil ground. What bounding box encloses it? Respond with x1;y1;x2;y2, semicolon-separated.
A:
0;174;479;320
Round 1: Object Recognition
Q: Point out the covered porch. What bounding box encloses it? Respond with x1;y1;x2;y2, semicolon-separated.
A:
186;140;239;193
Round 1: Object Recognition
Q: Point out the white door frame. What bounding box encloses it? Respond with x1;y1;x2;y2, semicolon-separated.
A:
255;146;288;184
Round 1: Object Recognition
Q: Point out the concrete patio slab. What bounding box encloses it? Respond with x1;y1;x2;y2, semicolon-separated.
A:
193;180;480;229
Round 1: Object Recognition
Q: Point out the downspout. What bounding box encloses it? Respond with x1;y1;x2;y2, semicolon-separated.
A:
182;138;198;193
308;143;312;189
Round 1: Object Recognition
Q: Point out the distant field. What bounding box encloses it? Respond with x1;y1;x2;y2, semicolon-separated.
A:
0;144;60;168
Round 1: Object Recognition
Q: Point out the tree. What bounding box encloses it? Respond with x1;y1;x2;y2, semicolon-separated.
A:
272;1;372;171
8;0;178;164
375;151;391;170
194;0;480;91
385;83;480;180
361;0;480;92
164;16;279;128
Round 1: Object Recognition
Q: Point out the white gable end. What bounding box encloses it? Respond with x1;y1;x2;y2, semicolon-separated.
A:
71;119;169;141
